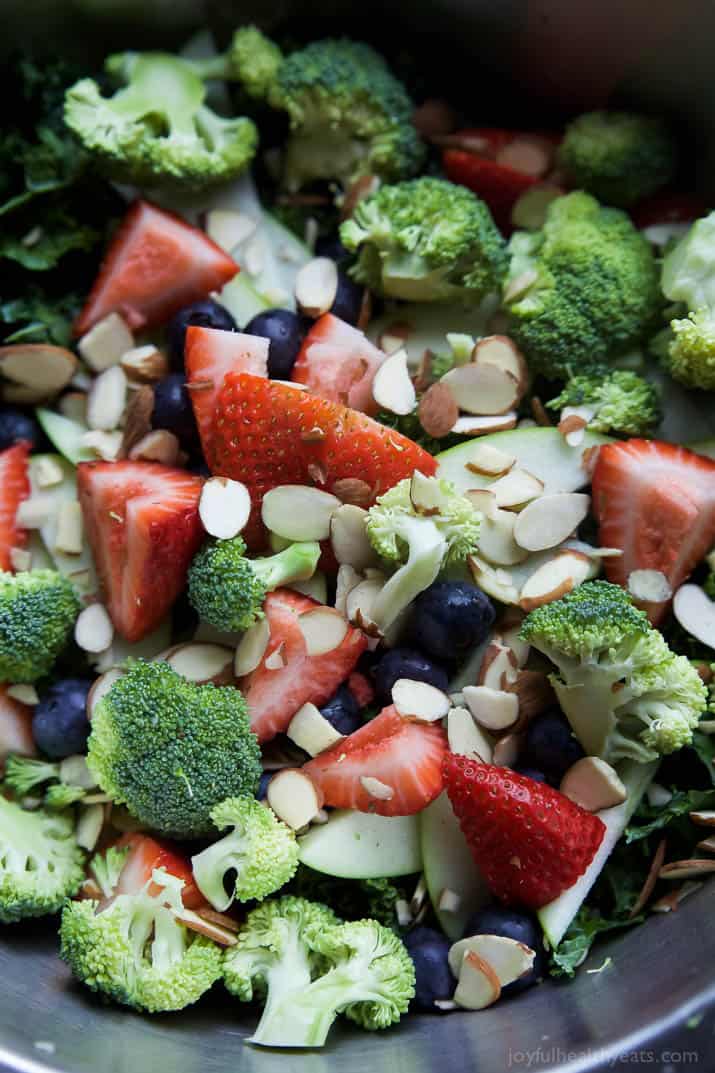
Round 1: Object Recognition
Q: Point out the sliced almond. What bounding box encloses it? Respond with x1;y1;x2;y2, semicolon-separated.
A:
86;668;124;720
628;570;672;604
438;888;462;914
441;362;519;416
450;934;535;986
264;643;286;671
86;365;127;431
294;257;339;317
464;442;516;478
410;470;451;516
54;501;83;555
371;348;416;416
120;345;168;384
673;584;715;650
78;313;134;372
262;485;341;542
76;803;107;852
452;413;518;436
418;381;459;439
478;642;519;690
0;344;77;403
463;686;519;731
331;478;372;508
508;669;556;727
298;608;349;655
519;550;594;611
206;209;257;252
478;508;532;566
286;702;343;757
266;769;323;829
492;733;523;767
129;429;180;466
503;269;538;305
378;321;412;355
467;554;520;605
290;573;327;604
447;707;494;761
560;757;627;812
392;678;451;722
689;811;715;827
6;683;38;706
696;836;715;853
489;468;544;510
558;411;589;447
81;430;123;461
164;643;234;685
659;859;715;880
359;775;395;801
33;456;65;488
498;612;529;667
172;907;238;947
334;564;362;617
496;136;553;177
199;477;251;540
345;578;384;635
453;950;502;1010
119;384;154;458
514;493;591;552
330;505;377;570
74;603;114;654
472;336;528;396
465;488;498;521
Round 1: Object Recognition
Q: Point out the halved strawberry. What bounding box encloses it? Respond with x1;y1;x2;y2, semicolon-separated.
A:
444;756;605;909
185;325;268;459
112;833;204;910
304;705;447;816
292;313;385;413
77;461;204;642
592;439;715;622
210;373;437;548
239;588;367;743
0;442;30;572
74;201;239;336
0;686;35;763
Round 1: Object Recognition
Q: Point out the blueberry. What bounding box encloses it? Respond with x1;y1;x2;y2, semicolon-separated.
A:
522;710;585;782
462;906;543;993
513;765;548;784
407;581;496;663
373;648;450;702
314;235;351;266
244;309;305;379
0;409;41;451
257;772;272;800
32;678;93;759
167;299;238;370
152;373;200;451
330;271;366;326
320;685;362;736
403;926;455;1010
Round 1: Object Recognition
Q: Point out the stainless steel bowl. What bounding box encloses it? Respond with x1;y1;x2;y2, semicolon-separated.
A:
2;3;714;1069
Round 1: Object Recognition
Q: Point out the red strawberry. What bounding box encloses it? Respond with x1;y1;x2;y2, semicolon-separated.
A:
347;670;375;709
77;461;204;642
292;313;385;413
210;373;437;548
239;589;367;743
0;686;35;763
74;201;238;336
444;756;605;909
592;439;715;623
185;326;268;458
0;442;30;572
304;705;447;816
112;833;204;910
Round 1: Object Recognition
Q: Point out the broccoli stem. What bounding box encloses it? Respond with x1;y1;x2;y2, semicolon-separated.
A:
251;965;373;1048
370;516;446;632
191;836;247;912
108;55;205;136
252;542;322;592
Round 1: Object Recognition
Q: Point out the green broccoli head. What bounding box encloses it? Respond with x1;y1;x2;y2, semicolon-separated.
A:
88;843;131;900
0;569;79;683
87;660;261;838
60;868;223;1012
0;794;85;923
219;26;284;99
191;797;299;911
64;51;257;190
557;110;677;207
657;310;715;390
503;192;661;380
521;581;708;764
341;177;507;303
269;38;425;190
188;536;321;633
4;755;60;798
546;368;661;436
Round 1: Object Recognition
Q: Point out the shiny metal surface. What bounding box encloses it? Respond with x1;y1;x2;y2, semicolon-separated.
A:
2;2;715;1070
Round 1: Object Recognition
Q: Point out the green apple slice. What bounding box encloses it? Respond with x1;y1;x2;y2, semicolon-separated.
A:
420;791;491;939
298;809;422;878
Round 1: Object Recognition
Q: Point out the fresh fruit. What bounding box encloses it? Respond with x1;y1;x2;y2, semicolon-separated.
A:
77;460;204;642
373;648;450;703
152;374;200;453
239;589;367;743
346;670;374;709
444;756;605;909
243;309;306;379
0;686;35;761
403;926;455;1010
319;685;363;736
210;372;437;547
419;791;490;940
407;581;495;663
304;705;447;816
461;905;543;993
112;833;204;910
167;298;238;370
74;200;238;336
0;442;30;572
0;410;42;452
521;711;585;785
292;313;385;413
32;679;92;759
297;808;422;878
592;438;715;622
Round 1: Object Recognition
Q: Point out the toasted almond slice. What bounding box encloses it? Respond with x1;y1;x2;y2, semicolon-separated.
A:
294;257;339;317
334;564;362;617
503;269;538;305
76;803;106;852
298;608;349;655
464;442;516;478
378;321;412;355
392;678;451;722
463;685;519;731
267;769;323;829
74;603;114;654
514;493;591;552
472;336;528;396
465;488;498;521
86;365;127;432
519;550;594;611
129;429;180;466
438;888;462;914
0;344;77;403
697;836;715;853
498;612;529;667
508;669;555;727
673;584;715;650
81;430;123;461
560;757;627;812
172;907;238;946
119;383;154;458
330;505;377;570
371;348;416;416
78;313;134;372
331;478;372;507
453;950;502;1010
262;485;341;542
452;413;518;436
442;362;519;416
418;381;460;439
467;554;520;605
450;934;535;986
6;683;38;705
287;702;343;757
447;707;495;761
628;570;672;604
489;468;544;510
87;668;124;720
264;643;286;671
410;875;427;915
410;470;449;516
164;643;234;685
496;136;553;177
54;501;83;555
492;733;523;768
360;775;395;801
690;811;715;827
199;477;251;540
33;456;64;488
478;508;532;567
478;642;519;690
659;859;715;880
345;578;384;634
120;344;168;384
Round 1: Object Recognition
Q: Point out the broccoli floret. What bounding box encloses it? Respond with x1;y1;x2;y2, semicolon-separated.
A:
704;572;715;601
503;192;661;380
202;26;284;100
546;368;661;436
0;794;85;922
365;473;481;632
557;111;677;207
45;783;86;809
4;755;59;797
191;797;299;911
60;867;223;1012
0;569;79;683
64;49;257;190
521;581;708;764
87;660;261;838
341;177;507;303
88;843;130;899
188;536;320;633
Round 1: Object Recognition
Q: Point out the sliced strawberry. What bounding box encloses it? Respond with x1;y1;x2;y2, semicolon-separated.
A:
592;439;715;623
112;833;204;909
444;756;605;909
347;670;375;709
239;588;367;743
185;326;268;459
210;373;437;548
292;313;385;414
0;686;35;763
77;461;204;642
0;442;30;572
74;201;239;336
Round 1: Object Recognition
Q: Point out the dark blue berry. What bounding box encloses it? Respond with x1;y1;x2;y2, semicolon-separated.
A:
152;373;200;450
167;299;238;370
314;235;351;266
373;648;450;702
320;685;362;736
330;272;366;326
0;409;42;451
403;926;455;1010
407;581;496;663
244;309;305;379
257;772;272;800
513;765;548;784
32;678;93;759
462;906;543;994
522;710;585;782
